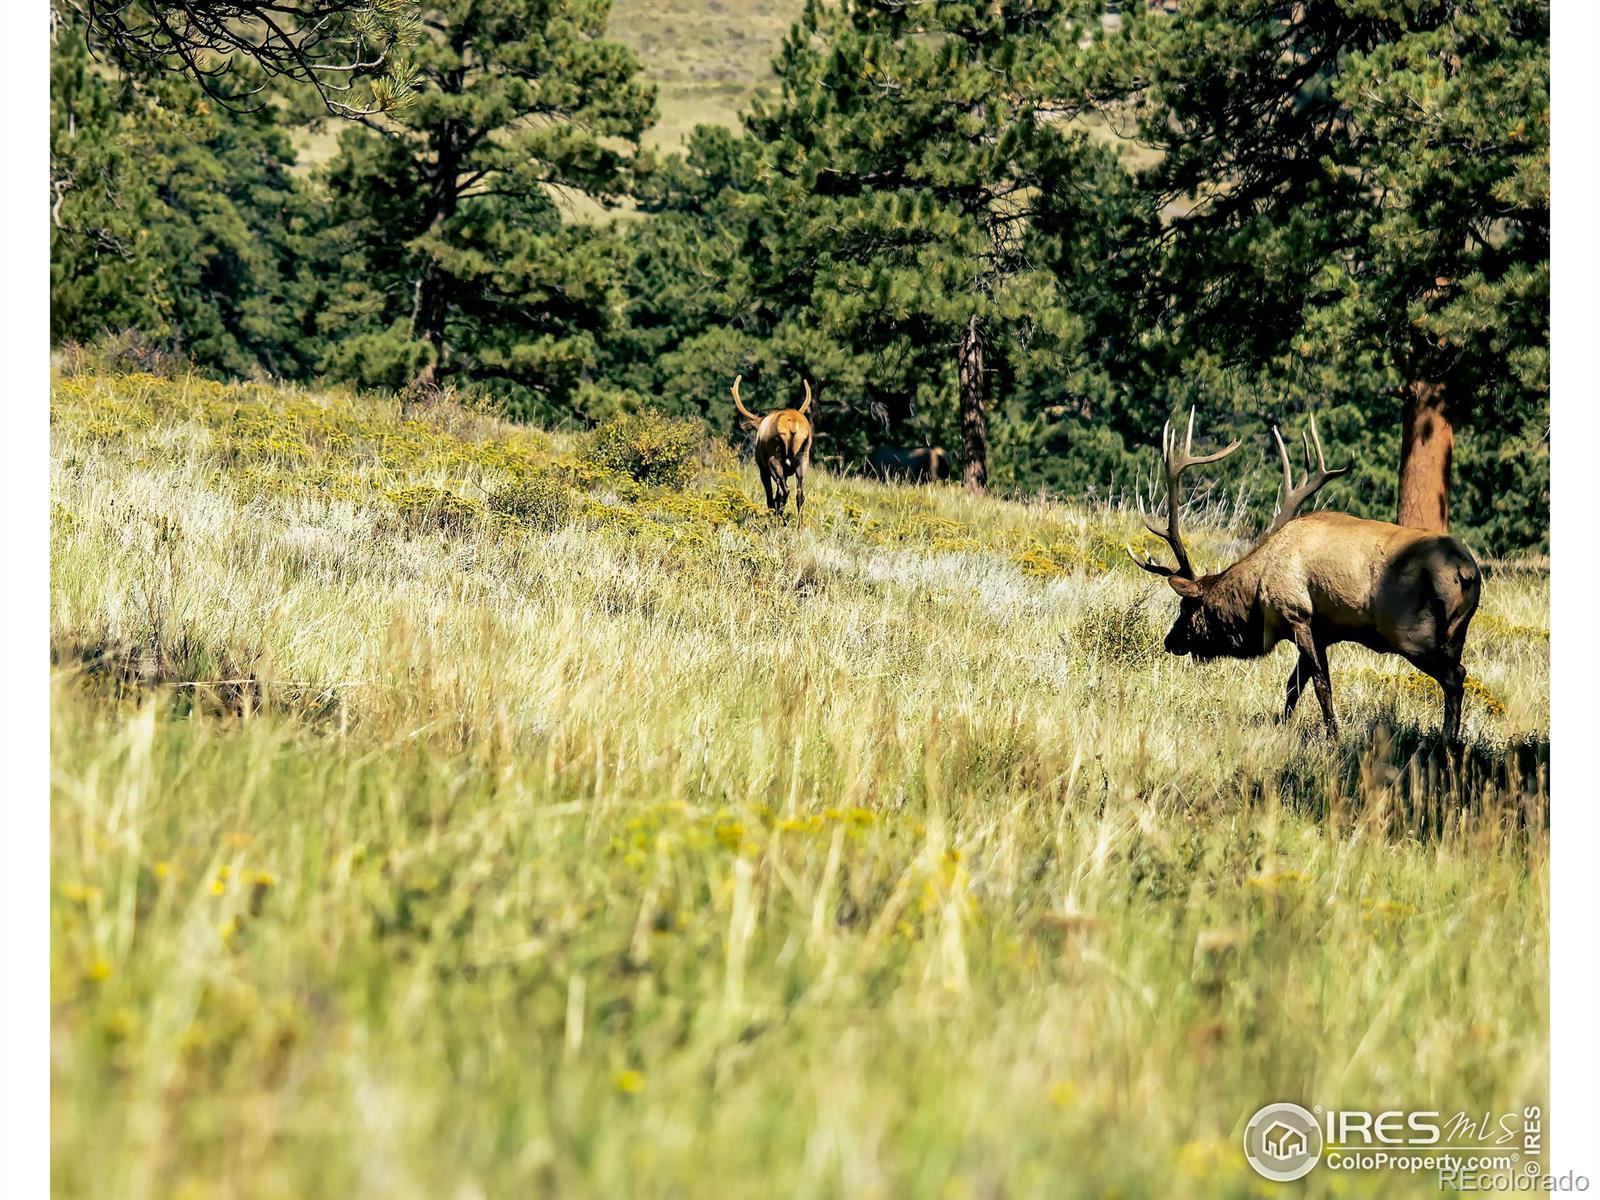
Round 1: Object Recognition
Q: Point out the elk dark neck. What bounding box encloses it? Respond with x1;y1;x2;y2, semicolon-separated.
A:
1199;559;1267;659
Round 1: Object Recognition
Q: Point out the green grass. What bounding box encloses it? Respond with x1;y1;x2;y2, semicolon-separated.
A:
51;371;1548;1198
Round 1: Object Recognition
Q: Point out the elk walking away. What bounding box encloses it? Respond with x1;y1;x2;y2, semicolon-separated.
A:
732;374;814;525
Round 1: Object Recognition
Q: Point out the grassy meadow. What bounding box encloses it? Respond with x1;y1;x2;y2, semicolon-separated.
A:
50;372;1549;1198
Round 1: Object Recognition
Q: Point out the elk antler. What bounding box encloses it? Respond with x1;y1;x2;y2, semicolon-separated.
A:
798;379;813;416
1260;414;1351;542
731;375;761;427
1126;408;1241;579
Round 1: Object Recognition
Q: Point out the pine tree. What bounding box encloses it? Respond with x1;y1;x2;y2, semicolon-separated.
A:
745;0;1117;492
608;125;923;461
51;14;310;377
303;0;655;409
606;126;780;419
64;0;417;117
1101;0;1548;533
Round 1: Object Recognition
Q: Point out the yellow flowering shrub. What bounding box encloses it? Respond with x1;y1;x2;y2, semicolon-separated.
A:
577;413;705;488
386;485;483;535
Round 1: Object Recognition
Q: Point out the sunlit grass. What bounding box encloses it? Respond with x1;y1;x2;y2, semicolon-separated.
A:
51;372;1548;1198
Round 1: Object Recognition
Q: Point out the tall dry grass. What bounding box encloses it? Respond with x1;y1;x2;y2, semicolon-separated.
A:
51;373;1549;1198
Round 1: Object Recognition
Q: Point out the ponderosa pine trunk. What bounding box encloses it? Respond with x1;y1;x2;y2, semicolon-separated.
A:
1397;378;1453;532
409;263;449;389
410;127;460;390
958;314;988;494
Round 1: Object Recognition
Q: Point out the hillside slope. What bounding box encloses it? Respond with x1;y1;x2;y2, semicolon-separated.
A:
610;0;800;147
290;0;800;169
50;373;1549;1197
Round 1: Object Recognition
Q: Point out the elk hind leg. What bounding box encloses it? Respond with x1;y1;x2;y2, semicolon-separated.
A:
792;457;808;528
1442;604;1472;741
1411;649;1466;743
758;461;779;516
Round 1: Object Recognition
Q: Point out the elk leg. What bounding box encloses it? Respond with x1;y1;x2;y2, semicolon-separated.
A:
793;458;807;528
758;461;779;515
1290;624;1338;737
1281;650;1317;722
1412;650;1466;743
1445;639;1466;743
1444;632;1469;743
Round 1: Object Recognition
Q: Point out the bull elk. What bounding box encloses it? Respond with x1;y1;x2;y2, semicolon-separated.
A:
1126;411;1482;740
732;374;813;524
867;445;953;483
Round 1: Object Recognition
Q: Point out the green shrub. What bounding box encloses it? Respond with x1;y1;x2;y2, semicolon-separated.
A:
577;414;705;488
486;474;577;531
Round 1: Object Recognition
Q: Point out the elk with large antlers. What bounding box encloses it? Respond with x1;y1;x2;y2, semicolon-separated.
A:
1126;411;1482;740
732;374;814;524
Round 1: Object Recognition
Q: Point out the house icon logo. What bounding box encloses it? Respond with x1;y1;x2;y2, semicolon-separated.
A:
1243;1102;1323;1181
1262;1120;1308;1160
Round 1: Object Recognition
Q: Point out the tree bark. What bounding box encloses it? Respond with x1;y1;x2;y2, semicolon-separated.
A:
958;314;988;494
410;127;460;391
1397;378;1453;532
409;263;450;389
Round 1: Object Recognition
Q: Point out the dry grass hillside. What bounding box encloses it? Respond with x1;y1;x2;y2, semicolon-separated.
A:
51;371;1548;1197
610;0;800;147
290;0;800;170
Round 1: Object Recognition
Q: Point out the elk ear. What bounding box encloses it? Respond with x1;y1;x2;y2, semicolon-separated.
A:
1167;576;1203;598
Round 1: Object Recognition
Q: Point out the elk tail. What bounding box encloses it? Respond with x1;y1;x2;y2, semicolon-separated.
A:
1440;559;1482;648
1450;562;1482;639
731;375;761;428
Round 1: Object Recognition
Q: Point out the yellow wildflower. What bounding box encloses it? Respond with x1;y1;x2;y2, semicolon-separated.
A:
615;1069;645;1095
